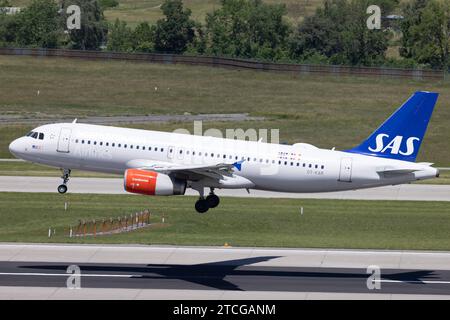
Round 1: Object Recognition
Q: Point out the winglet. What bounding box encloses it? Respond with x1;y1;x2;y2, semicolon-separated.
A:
72;118;78;123
232;160;245;171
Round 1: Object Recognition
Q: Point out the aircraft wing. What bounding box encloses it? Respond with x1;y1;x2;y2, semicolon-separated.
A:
126;159;244;181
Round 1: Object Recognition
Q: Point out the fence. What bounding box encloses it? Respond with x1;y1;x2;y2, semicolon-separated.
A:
70;209;151;237
0;47;445;80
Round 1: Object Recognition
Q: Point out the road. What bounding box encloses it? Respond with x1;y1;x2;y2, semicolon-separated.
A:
0;244;449;299
0;176;449;201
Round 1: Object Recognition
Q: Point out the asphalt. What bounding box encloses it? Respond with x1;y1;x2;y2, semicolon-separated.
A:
0;244;449;299
1;261;450;295
0;176;449;201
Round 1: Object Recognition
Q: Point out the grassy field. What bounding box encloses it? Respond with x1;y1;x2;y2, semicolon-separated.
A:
9;0;323;26
0;192;449;250
1;55;450;165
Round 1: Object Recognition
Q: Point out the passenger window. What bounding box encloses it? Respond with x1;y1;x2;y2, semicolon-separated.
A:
309;164;312;168
130;145;133;149
321;165;325;169
87;141;91;145
118;143;121;147
155;147;158;151
75;139;79;143
100;142;103;146
112;143;115;147
106;142;109;146
124;144;127;148
94;141;97;145
142;146;145;150
82;140;85;144
136;146;139;150
161;148;164;152
315;164;318;169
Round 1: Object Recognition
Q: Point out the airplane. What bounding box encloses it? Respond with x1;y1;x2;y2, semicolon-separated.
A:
9;91;440;213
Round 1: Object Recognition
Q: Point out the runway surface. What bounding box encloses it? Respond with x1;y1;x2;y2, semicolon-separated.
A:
0;244;449;299
0;176;449;201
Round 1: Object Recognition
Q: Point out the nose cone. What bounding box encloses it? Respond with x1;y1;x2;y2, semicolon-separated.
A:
9;138;22;158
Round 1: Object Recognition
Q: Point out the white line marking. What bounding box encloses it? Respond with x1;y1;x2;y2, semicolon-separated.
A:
0;272;138;278
377;279;450;285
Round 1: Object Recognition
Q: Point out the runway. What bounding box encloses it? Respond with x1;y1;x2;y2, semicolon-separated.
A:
0;176;449;201
0;244;449;299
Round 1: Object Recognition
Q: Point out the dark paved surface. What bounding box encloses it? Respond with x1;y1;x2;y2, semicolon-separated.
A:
0;257;449;295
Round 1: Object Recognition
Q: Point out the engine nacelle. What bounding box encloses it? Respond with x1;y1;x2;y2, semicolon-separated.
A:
124;169;186;196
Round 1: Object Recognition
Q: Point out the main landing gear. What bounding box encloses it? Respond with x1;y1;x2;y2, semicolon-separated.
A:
58;168;71;194
194;188;220;213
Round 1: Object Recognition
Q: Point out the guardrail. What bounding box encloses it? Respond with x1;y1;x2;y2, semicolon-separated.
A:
0;47;445;80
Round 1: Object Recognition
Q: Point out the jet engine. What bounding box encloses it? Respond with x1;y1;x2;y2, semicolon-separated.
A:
124;169;186;196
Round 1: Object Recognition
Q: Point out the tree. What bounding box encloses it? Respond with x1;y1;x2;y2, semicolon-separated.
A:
106;19;134;52
12;0;63;48
154;0;196;53
204;0;290;60
133;22;155;53
290;0;391;66
61;0;108;50
400;0;450;69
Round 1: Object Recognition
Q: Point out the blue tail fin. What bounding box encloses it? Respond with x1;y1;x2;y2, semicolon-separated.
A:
346;91;439;162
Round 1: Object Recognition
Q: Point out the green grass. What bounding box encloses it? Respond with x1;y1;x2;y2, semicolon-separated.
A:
0;192;449;250
9;0;323;27
1;55;450;165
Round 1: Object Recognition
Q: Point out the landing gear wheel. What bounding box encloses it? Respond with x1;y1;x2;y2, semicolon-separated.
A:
57;184;68;194
206;194;220;208
195;199;209;213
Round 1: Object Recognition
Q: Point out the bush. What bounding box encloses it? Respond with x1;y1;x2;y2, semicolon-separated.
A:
99;0;118;9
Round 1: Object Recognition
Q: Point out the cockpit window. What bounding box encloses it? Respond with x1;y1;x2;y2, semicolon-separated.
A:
26;131;44;139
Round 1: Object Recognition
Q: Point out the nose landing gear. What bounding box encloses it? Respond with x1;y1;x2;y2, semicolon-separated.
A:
58;168;71;194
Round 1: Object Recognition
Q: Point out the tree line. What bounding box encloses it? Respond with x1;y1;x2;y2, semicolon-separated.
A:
0;0;449;70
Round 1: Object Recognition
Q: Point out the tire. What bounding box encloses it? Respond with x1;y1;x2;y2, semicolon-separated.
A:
195;199;209;213
57;184;68;194
206;194;220;208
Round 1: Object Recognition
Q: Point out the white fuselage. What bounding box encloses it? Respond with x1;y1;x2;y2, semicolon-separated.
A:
9;123;439;193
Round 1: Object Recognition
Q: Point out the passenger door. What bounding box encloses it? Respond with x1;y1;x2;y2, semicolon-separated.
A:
57;128;72;153
339;157;353;182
